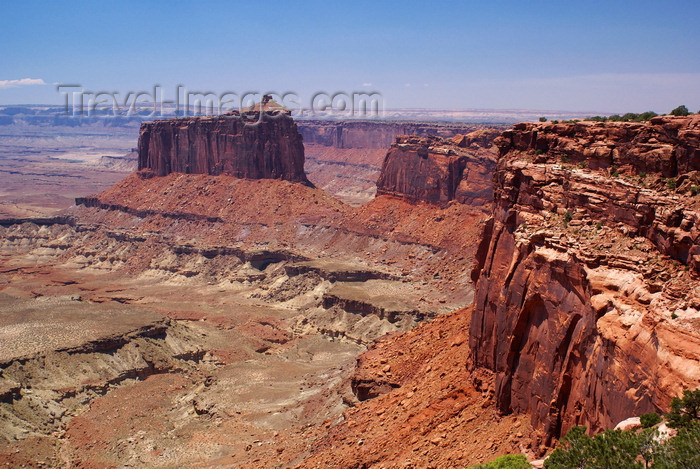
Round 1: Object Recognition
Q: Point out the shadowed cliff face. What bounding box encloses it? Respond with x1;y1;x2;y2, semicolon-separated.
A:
376;130;499;207
137;113;310;185
470;115;700;444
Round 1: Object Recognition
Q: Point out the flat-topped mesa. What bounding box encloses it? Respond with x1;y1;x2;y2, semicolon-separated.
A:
375;129;499;207
498;114;700;176
137;110;311;185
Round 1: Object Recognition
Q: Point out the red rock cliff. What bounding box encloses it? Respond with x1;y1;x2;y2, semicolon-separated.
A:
470;116;700;443
375;130;499;207
137;113;311;185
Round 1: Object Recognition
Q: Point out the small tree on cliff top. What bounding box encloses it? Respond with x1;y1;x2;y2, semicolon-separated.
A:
666;389;700;429
670;105;690;116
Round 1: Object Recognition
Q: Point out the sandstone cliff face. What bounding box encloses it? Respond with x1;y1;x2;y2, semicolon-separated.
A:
298;121;503;205
470;116;700;443
376;130;499;207
505;116;700;176
138;113;310;184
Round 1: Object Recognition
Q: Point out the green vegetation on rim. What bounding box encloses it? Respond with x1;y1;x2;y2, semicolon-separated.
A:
585;105;693;123
670;105;690;117
470;454;531;469
545;390;700;469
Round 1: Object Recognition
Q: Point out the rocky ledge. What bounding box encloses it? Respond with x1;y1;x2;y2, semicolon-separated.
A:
470;115;700;445
137;112;311;185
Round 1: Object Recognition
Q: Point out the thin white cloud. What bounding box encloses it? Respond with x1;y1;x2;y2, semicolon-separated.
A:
362;82;373;87
0;78;47;89
404;83;411;87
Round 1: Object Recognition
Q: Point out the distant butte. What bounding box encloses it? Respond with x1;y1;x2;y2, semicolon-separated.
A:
376;130;500;207
137;99;310;185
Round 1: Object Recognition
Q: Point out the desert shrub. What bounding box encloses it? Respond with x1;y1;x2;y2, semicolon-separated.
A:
666;389;700;429
638;111;658;121
545;391;700;468
539;116;547;122
535;149;543;155
666;178;677;190
545;426;647;469
545;424;700;468
653;424;700;469
670;105;690;116
596;112;657;122
551;120;559;124
470;454;530;469
690;186;699;196
641;413;662;428
607;112;658;122
563;211;573;227
561;155;570;163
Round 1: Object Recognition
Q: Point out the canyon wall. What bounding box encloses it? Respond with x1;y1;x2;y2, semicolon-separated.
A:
297;121;491;149
376;130;499;207
470;115;700;442
138;113;310;184
297;121;505;205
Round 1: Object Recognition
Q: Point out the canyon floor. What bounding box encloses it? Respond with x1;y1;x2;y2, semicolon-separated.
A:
0;205;489;468
0;119;502;468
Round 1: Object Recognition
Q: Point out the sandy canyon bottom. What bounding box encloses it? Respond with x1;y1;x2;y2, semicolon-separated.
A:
0;218;522;468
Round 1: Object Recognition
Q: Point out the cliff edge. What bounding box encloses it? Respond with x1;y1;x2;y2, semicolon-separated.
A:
470;115;700;444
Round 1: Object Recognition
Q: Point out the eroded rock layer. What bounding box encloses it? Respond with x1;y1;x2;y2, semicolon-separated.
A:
137;113;310;184
297;121;491;149
470;115;700;443
298;121;505;205
376;130;499;207
505;115;700;176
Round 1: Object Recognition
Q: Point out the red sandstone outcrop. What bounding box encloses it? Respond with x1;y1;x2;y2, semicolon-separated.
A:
470;115;700;444
298;121;505;205
375;131;498;207
502;115;700;176
137;113;311;185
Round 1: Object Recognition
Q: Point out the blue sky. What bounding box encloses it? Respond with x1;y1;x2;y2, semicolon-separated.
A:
1;0;698;113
